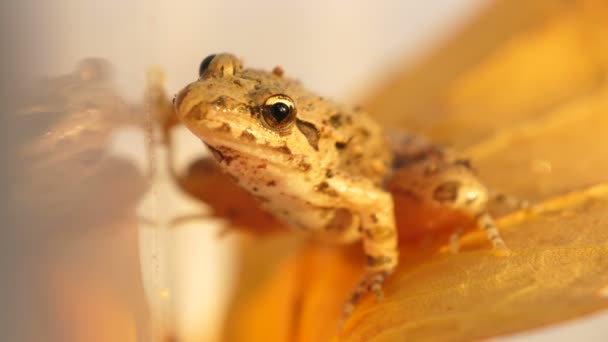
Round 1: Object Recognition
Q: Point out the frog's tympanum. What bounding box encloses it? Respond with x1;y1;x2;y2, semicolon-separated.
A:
173;53;509;315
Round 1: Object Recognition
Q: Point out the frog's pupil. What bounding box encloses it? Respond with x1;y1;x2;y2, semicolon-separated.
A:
199;54;216;76
271;102;290;122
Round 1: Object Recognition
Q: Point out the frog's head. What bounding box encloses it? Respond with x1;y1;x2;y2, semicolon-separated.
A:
174;53;324;171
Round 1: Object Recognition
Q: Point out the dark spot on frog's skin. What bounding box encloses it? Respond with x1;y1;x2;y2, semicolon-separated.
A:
329;114;343;128
433;181;461;203
257;163;267;169
360;128;370;138
295;119;320;150
240;130;256;142
272;145;292;155
392;155;420;169
366;255;393;267
324;208;353;231
222;155;235;166
205;144;236;166
205;144;224;162
392;147;444;169
315;181;338;197
272;66;284;77
335;140;348;150
211;95;234;108
253;187;258;192
298;162;311;172
234;104;250;114
233;79;243;87
216;123;231;133
267;180;276;187
249;102;261;117
370;214;378;223
325;169;334;178
316;181;329;191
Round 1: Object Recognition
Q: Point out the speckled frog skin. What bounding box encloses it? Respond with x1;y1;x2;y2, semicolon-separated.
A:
175;53;398;308
173;53;510;314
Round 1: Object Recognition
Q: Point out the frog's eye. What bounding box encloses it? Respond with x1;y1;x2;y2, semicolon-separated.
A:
261;94;297;132
198;54;216;77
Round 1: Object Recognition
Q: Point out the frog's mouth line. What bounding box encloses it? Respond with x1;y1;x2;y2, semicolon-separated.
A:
179;98;300;169
196;126;296;170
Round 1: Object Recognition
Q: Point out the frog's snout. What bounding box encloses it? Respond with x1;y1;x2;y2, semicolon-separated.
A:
173;85;213;124
173;85;190;114
199;53;243;78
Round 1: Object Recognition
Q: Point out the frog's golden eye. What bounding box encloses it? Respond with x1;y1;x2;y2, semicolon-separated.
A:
198;54;216;77
261;94;297;132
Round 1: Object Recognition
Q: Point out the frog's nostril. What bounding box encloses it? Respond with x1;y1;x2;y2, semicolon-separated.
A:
433;181;461;203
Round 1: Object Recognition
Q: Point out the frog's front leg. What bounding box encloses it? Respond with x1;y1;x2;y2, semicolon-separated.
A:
341;189;398;316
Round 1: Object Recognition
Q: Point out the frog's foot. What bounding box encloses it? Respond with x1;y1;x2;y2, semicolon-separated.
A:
343;271;389;319
336;188;398;320
476;211;511;256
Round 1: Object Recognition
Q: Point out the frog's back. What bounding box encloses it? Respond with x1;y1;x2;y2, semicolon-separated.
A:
295;98;391;185
241;68;393;185
329;107;392;185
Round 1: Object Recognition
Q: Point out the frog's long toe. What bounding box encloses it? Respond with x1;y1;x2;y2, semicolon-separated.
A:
476;211;511;256
343;271;389;320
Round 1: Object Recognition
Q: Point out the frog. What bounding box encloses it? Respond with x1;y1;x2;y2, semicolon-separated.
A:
170;53;511;316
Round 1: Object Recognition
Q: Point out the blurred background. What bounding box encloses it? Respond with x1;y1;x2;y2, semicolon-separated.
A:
2;0;608;341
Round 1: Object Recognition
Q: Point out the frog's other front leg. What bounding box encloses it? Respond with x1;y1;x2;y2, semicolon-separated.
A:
342;190;398;317
476;211;511;256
